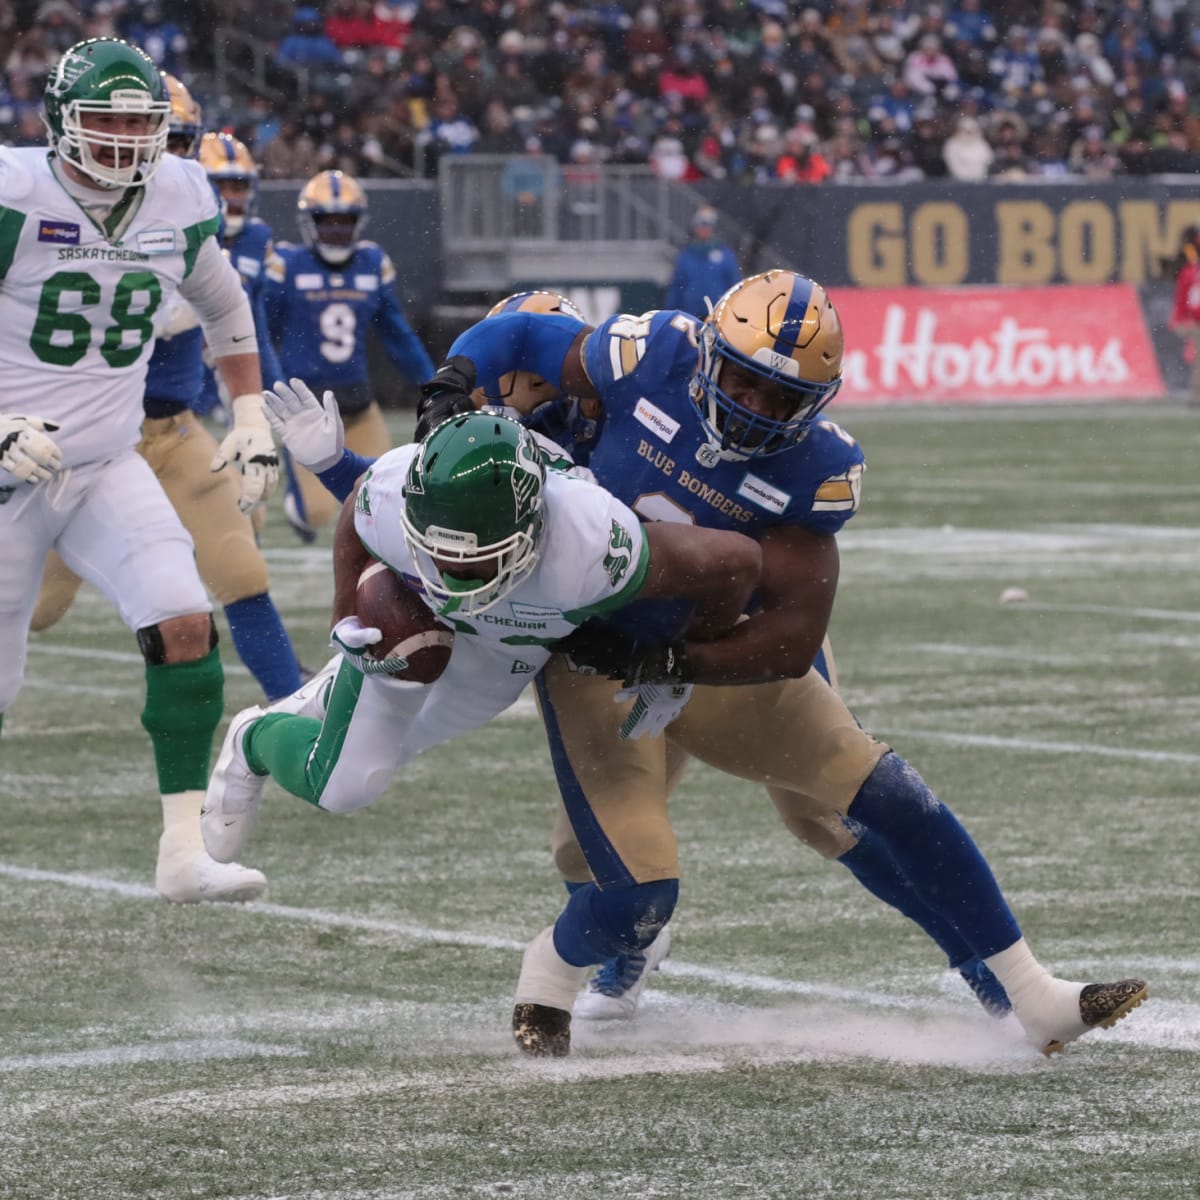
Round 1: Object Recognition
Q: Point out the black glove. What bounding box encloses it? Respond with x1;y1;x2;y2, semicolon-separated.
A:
553;624;693;688
414;355;477;441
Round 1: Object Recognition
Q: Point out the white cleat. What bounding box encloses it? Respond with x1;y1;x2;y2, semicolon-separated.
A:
575;925;672;1021
155;846;267;903
202;706;268;864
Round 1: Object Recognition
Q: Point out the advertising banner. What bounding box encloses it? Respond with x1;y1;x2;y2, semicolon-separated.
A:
828;284;1165;405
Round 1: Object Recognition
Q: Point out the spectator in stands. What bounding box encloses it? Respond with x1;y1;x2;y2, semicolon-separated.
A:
903;33;959;98
1068;123;1123;178
663;205;740;318
258;117;321;181
943;113;994;180
775;127;832;183
276;6;341;70
121;2;189;76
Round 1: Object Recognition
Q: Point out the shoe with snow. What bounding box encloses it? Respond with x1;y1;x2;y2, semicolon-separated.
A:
1039;979;1149;1057
512;1003;572;1057
284;491;317;544
156;846;266;903
958;956;1012;1017
575;925;672;1021
201;706;267;864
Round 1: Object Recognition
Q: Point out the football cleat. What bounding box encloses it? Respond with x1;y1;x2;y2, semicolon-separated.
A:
155;845;266;903
1040;979;1149;1057
201;706;268;864
957;955;1012;1017
575;925;672;1021
283;491;317;544
512;1003;572;1057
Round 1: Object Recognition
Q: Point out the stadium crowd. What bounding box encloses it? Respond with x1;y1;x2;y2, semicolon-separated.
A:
4;0;1200;183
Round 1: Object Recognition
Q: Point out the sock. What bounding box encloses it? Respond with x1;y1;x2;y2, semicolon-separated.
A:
224;592;303;701
159;789;206;852
552;878;678;966
244;711;324;803
141;648;224;793
848;752;1023;961
983;937;1084;1045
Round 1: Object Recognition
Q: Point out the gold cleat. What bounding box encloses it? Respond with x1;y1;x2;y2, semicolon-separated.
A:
1042;979;1149;1057
512;1003;572;1057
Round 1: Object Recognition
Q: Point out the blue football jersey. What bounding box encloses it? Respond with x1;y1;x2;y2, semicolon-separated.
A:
263;240;434;411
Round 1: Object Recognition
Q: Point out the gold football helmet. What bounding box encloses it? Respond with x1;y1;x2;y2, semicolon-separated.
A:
198;131;258;238
477;291;585;413
297;169;368;265
162;71;202;156
691;269;843;459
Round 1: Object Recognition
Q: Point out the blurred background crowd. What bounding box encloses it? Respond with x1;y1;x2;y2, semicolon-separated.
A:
4;0;1200;183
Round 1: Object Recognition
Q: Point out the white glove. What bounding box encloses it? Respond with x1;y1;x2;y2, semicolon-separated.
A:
330;615;394;676
210;393;280;513
616;682;694;740
155;293;202;341
262;377;345;473
0;414;62;484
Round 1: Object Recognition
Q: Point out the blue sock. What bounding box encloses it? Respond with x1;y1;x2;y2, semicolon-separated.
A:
552;879;678;967
223;593;303;702
848;752;1022;960
838;828;976;968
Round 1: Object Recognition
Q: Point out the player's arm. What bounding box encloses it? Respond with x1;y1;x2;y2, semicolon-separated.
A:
374;258;436;384
415;313;594;438
182;238;279;511
330;480;373;626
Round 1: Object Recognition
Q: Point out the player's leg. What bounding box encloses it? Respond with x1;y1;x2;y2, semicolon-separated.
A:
55;452;265;903
514;655;681;1055
28;549;85;633
671;672;1147;1052
140;413;302;701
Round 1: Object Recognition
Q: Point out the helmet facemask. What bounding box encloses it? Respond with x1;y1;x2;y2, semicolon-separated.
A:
297;171;368;265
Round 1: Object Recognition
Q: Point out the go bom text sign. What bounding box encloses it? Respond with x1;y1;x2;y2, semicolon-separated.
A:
829;285;1164;405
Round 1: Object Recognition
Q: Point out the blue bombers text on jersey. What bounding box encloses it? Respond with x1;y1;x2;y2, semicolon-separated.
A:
264;240;434;414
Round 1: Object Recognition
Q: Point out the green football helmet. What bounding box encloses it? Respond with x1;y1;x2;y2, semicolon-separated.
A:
44;38;171;188
401;413;547;616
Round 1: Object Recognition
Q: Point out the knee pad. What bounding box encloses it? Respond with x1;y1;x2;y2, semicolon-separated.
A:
554;877;679;965
137;615;219;665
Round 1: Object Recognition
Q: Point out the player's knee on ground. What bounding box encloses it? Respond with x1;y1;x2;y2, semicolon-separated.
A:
138;614;219;665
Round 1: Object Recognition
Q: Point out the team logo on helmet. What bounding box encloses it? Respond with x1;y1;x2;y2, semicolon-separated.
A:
297;170;368;265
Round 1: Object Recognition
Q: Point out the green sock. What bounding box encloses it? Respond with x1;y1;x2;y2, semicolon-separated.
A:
141;648;224;793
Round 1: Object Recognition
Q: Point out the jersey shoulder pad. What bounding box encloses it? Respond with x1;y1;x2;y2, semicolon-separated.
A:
162;155;220;222
586;308;700;391
0;147;38;206
798;419;866;522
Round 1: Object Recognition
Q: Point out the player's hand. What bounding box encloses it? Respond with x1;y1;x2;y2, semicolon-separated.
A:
616;682;694;739
414;355;477;441
553;624;694;688
210;393;281;513
0;414;62;484
262;378;345;473
329;615;393;675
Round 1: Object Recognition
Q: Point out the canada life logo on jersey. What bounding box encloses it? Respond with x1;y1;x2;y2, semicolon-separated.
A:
38;220;80;245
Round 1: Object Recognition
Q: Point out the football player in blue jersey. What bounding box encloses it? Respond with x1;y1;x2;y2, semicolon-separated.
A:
263;169;435;543
195;131;285;419
270;271;1148;1058
31;81;303;711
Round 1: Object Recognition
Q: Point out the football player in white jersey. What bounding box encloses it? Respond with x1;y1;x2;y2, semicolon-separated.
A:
201;410;762;861
0;38;279;902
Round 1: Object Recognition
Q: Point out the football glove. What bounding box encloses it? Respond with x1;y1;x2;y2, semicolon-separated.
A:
262;377;345;473
210;393;281;513
617;682;694;740
330;615;395;676
553;624;694;689
413;355;477;441
0;413;62;484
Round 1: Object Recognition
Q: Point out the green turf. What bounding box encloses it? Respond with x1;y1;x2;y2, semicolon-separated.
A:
1;403;1196;1200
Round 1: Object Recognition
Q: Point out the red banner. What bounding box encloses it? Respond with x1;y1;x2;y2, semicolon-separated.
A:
828;285;1165;405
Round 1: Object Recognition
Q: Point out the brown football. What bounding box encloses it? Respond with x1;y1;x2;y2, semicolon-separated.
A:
355;562;454;683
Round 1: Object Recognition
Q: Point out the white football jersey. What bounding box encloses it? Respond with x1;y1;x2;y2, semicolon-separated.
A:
353;444;648;666
0;149;219;468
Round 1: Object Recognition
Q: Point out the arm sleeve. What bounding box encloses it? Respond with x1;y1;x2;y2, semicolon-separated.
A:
252;287;284;389
374;284;436;384
178;237;257;357
447;312;585;399
317;449;377;503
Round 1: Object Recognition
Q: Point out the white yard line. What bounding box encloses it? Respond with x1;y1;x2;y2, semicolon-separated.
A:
0;1040;305;1073
881;729;1200;764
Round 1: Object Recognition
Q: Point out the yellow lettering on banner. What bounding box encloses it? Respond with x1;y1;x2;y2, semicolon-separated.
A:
1059;202;1114;283
1119;200;1200;282
848;203;905;286
996;201;1055;284
910;202;968;285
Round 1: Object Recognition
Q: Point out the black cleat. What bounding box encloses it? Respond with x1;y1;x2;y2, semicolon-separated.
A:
1042;979;1149;1057
512;1003;572;1057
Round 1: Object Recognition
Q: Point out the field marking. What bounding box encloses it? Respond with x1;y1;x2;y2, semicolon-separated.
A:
882;729;1200;765
0;1039;305;1074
